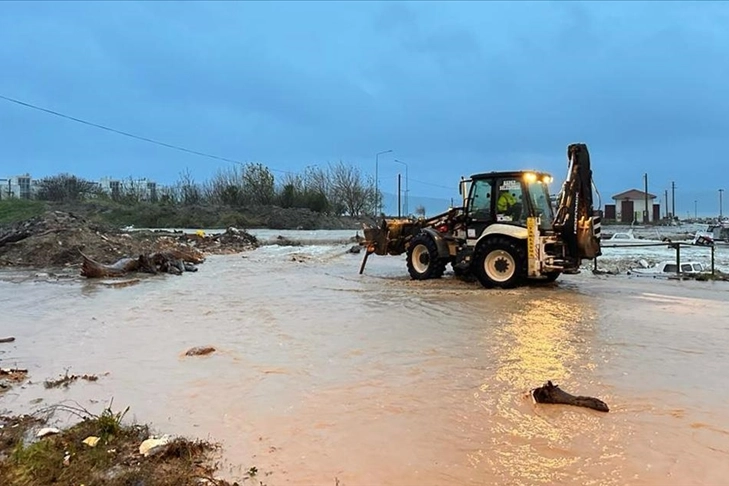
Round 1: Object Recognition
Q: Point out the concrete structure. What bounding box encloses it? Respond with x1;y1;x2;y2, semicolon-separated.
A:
98;177;158;201
0;174;34;200
611;189;659;223
1;174;158;201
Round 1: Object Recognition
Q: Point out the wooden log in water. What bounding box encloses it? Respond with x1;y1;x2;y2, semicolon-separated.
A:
531;381;609;412
80;251;192;279
80;252;145;278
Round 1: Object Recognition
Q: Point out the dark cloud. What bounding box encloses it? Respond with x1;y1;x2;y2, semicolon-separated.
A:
1;1;728;213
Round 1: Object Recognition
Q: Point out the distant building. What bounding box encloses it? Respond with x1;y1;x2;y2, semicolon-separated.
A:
606;189;660;223
0;174;159;202
97;177;158;201
0;174;34;200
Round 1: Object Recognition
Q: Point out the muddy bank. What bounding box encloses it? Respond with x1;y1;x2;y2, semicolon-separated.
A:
0;407;250;486
0;342;252;485
0;211;259;268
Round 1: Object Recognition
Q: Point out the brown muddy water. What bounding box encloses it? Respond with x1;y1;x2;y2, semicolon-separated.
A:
1;244;729;486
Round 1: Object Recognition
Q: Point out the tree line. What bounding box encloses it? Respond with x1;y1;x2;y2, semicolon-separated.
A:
29;161;385;217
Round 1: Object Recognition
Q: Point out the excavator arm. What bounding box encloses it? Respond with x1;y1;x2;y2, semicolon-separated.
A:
552;143;602;261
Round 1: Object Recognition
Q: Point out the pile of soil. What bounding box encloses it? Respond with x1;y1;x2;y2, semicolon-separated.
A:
0;211;259;268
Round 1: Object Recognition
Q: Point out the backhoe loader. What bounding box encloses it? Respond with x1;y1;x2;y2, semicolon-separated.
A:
358;143;602;288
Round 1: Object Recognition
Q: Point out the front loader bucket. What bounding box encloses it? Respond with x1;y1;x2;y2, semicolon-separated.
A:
362;223;391;256
359;218;424;274
361;219;422;256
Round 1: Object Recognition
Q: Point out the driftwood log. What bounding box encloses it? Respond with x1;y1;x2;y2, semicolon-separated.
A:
80;250;203;279
531;381;609;412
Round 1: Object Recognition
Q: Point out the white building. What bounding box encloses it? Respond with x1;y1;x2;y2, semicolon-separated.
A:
0;174;34;200
611;189;658;223
0;174;158;202
97;177;158;201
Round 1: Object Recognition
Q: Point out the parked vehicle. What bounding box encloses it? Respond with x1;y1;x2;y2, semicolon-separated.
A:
628;259;707;278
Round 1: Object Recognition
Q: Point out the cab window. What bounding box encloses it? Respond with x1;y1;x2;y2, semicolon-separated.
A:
469;179;492;220
495;178;524;222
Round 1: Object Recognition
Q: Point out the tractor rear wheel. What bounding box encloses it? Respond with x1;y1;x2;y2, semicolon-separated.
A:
406;233;447;280
473;237;526;289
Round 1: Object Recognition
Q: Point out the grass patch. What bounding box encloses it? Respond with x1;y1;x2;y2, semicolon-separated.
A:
0;403;245;486
0;199;47;225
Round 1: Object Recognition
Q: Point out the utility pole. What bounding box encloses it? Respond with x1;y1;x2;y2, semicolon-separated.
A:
643;173;649;224
397;173;402;218
664;189;669;219
671;181;676;222
393;159;408;216
694;200;697;219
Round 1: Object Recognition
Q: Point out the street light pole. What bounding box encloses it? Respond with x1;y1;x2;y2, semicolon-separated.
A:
375;149;392;215
393;159;409;216
694;200;697;219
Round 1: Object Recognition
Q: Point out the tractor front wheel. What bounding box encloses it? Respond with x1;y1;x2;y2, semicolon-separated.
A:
406;233;447;280
473;237;526;289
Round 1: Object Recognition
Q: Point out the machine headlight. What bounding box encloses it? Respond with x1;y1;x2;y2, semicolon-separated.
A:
542;175;553;184
523;172;538;183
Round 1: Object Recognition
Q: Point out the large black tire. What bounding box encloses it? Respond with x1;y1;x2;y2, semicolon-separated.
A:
472;236;527;289
452;261;477;282
406;233;447;280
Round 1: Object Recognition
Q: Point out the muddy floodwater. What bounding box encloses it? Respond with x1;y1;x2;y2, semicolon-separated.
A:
2;237;729;486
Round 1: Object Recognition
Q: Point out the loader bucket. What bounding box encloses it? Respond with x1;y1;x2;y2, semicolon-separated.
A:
361;218;422;256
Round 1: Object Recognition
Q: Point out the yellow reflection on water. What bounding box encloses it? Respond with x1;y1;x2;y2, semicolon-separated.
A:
468;296;621;485
496;298;587;388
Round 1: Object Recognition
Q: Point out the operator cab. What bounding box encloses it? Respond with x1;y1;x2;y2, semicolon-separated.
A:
461;171;555;231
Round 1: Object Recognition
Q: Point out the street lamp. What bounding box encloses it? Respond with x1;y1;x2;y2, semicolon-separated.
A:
375;149;392;215
393;159;409;216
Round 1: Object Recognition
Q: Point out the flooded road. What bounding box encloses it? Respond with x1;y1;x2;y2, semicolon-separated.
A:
1;242;729;485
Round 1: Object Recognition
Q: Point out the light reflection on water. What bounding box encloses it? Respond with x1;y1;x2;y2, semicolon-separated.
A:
1;242;728;485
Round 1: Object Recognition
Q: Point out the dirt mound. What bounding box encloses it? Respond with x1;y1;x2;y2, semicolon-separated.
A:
0;211;259;268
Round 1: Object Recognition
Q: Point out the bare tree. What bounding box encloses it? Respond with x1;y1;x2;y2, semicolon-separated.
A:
241;162;275;205
204;166;245;206
176;168;202;206
415;204;426;218
35;173;98;202
328;161;374;217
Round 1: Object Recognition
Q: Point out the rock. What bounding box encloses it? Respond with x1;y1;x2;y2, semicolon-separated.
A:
37;427;61;438
185;346;216;357
139;435;172;456
0;337;15;344
347;245;362;254
82;436;101;447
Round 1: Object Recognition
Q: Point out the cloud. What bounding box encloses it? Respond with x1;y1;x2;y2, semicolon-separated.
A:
1;0;728;210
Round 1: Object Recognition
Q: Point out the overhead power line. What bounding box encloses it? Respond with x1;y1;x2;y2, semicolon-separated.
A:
0;93;455;190
0;93;293;175
407;176;453;191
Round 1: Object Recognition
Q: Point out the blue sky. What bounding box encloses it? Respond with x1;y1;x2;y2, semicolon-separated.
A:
1;1;727;216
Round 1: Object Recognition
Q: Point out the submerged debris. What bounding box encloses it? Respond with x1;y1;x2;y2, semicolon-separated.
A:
184;346;216;357
43;372;100;389
0;368;29;393
531;380;610;412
